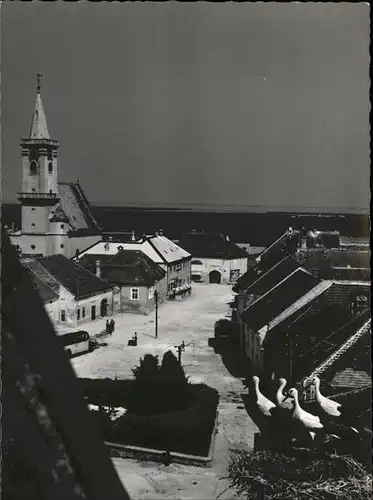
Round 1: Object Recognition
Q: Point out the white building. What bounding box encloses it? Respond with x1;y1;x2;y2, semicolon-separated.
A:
9;77;102;259
75;232;192;299
22;254;115;328
179;232;248;284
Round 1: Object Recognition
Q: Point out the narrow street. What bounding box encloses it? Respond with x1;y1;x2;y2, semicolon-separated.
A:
70;283;258;499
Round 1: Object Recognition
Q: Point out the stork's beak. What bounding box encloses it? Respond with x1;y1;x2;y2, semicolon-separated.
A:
282;394;293;403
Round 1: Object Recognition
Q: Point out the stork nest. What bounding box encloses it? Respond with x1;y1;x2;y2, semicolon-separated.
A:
228;449;372;500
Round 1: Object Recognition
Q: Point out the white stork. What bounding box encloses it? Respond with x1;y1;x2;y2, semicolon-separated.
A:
286;388;343;442
252;376;276;416
275;378;294;410
311;376;359;434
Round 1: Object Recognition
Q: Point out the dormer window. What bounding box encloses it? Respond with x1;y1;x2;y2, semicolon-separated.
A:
30;161;37;174
48;162;53;173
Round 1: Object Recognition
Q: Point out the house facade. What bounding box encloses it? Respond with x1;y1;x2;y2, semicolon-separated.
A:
21;254;115;329
77;249;167;315
76;233;192;300
179;232;248;284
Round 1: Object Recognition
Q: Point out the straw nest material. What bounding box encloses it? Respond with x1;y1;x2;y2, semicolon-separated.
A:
228;449;372;500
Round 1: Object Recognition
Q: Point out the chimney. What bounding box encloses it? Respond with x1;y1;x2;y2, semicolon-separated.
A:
11;221;15;231
96;260;101;278
159;228;163;236
131;229;136;241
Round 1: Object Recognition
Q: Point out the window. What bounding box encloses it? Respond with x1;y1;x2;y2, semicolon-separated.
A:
130;288;139;300
60;244;64;249
31;208;35;212
30;161;37;174
77;309;80;320
48;161;53;173
31;223;35;228
82;307;85;318
61;310;66;322
61;224;64;229
148;287;154;299
31;245;36;250
32;188;36;192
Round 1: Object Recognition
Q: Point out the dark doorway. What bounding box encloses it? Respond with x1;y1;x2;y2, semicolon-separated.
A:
91;305;96;320
209;270;221;284
100;298;108;317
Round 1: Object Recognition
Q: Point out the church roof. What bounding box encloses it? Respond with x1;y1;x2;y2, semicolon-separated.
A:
57;182;101;234
30;92;51;139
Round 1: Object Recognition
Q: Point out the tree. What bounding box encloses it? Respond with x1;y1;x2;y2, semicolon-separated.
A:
130;354;161;415
158;350;190;411
132;353;160;383
159;350;189;385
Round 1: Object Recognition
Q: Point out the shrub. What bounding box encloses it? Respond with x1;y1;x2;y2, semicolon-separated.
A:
108;385;218;456
87;382;219;456
79;378;134;408
228;450;372;500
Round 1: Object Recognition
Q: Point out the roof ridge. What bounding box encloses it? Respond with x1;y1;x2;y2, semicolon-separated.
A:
243;267;313;313
244;254;293;293
259;280;334;336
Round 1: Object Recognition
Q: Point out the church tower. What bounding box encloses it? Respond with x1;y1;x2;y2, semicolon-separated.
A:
18;75;60;256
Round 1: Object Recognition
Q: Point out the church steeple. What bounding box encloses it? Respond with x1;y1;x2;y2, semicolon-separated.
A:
29;73;51;139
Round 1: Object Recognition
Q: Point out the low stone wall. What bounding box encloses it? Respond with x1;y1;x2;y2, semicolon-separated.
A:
106;410;219;468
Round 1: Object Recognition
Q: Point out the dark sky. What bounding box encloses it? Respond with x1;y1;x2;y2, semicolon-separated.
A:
1;2;370;211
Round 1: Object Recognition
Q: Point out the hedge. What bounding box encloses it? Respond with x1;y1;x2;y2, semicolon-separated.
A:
81;378;219;456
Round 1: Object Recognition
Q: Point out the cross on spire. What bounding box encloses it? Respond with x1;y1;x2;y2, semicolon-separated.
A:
36;73;43;94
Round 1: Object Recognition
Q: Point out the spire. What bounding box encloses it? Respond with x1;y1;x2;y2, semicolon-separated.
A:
30;74;51;139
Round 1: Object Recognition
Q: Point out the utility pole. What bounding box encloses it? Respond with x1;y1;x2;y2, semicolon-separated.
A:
175;341;185;363
154;290;158;339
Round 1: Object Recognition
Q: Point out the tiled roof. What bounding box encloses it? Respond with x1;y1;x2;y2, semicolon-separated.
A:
311;315;371;393
340;236;370;247
243;255;302;297
296;311;371;384
258;280;334;340
36;254;113;299
145;235;191;263
21;257;61;295
29;272;59;303
241;267;321;331
57;182;101;234
264;281;370;343
75;240;163;266
330;267;370;282
78;250;166;287
255;230;300;265
298;249;370;271
179;232;248;259
49;204;70;223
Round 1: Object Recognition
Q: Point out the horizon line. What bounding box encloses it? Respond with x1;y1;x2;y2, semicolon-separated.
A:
2;199;370;215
